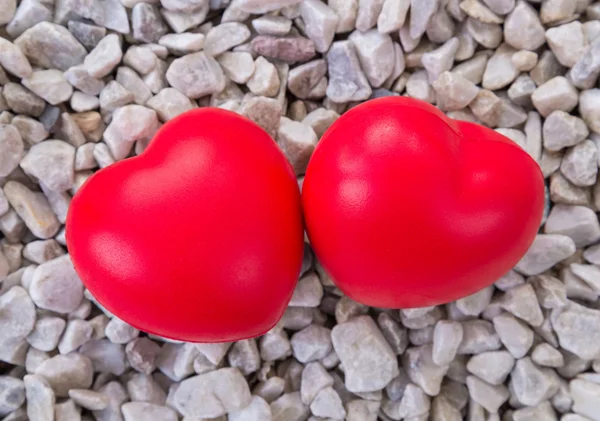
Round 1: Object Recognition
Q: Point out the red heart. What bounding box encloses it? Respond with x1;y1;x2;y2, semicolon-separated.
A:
302;97;544;308
66;108;304;342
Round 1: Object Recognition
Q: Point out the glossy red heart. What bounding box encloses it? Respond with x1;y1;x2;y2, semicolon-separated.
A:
302;97;544;308
66;108;304;342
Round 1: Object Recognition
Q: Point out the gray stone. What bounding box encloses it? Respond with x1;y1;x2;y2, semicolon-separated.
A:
531;76;579;118
6;0;52;39
68;389;109;411
377;312;408;355
458;320;501;355
228;395;272;421
288;59;327;100
103;105;158;160
532;50;565;87
125;337;161;375
247;56;280;97
71;92;100;113
0;124;24;177
546;21;587;68
15;22;87;71
35;353;93;396
545;205;600;248
580;89;600;133
161;6;209;34
349;29;394;88
270;392;309;421
504;1;545;50
406;70;436;103
410;0;439;38
382;383;431;420
24;375;55;421
552;300;600;360
531;343;564;367
299;0;338;53
123;46;157;75
171;368;251;419
83;34;122;79
378;0;410;34
0;286;36;362
237;95;282;138
0;376;25;417
543;111;589;152
251;35;315;63
512;50;538;71
290;324;332;363
541;0;577;23
465;376;509;414
550;172;592;206
403;344;449;396
499;284;544;327
68;21;106;50
122;402;177;421
422;37;460;84
530;275;568;309
64;65;105;96
132;3;168;43
510;357;556;406
23;240;63;266
99;81;134;113
3;181;60;239
467;351;515;385
467;18;503;49
326;40;372;102
20;140;75;192
427;7;456;44
569;263;600;292
346;399;379;421
10;115;48;147
457;286;494;316
26;317;65;352
460;0;503;23
561;140;598;187
570;379;600;421
166;52;225;99
2;83;45;117
483;44;519;90
114;66;151;105
204;22;250;56
105;318;139;344
515;234;577;276
331;315;398;392
432;320;463;366
562;266;599;303
217;52;255;84
93;381;128;421
79;339;127;376
277;117;318;176
0;38;32;78
432;71;479;111
156;342;198;381
252;15;292;36
127;372;166;404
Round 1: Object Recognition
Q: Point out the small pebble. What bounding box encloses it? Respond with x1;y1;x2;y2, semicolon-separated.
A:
515;234;577;276
331;315;399;393
503;1;545;51
531;76;579;118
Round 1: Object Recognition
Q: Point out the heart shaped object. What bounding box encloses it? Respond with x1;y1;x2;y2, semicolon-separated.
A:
302;97;544;308
66;108;304;342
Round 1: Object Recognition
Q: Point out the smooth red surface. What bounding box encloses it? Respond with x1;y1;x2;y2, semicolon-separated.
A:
302;97;545;308
66;108;304;342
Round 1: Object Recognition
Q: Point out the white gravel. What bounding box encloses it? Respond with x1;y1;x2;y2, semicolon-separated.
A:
1;1;600;420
